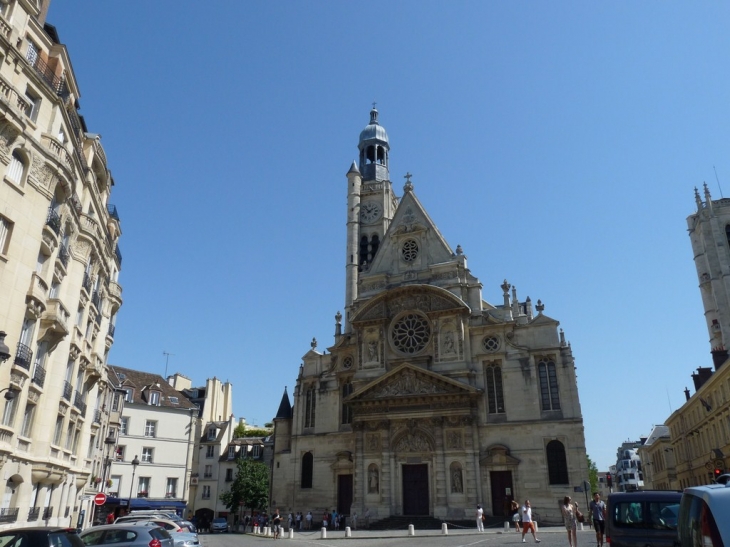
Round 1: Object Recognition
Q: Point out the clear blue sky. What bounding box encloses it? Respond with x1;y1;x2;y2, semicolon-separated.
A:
46;1;730;472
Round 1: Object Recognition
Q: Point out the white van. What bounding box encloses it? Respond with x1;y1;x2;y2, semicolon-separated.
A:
676;481;730;547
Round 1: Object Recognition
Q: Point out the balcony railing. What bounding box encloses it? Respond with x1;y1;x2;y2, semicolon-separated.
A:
58;243;70;268
27;507;39;522
42;506;53;520
46;207;61;235
93;409;102;424
0;507;19;524
31;365;46;388
203;473;212;479
14;342;32;370
62;380;72;401
73;390;84;410
29;53;68;99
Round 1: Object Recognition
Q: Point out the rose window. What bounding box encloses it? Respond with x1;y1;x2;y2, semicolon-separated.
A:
402;239;419;262
483;336;500;353
391;312;431;354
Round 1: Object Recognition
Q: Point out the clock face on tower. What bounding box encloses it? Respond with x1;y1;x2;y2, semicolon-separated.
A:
360;202;382;223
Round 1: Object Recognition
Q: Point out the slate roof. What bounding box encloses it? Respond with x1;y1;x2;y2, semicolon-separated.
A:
109;365;197;411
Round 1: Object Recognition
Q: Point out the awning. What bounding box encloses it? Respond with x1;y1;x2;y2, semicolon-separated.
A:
105;497;188;514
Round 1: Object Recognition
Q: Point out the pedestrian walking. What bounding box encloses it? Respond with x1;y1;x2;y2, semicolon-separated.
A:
511;500;521;532
561;496;578;547
272;509;282;540
589;493;607;547
521;500;541;543
476;504;485;532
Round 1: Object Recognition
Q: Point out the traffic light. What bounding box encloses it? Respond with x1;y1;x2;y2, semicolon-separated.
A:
606;473;613;487
714;468;724;480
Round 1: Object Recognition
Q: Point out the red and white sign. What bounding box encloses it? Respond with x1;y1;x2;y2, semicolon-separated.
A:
93;492;107;506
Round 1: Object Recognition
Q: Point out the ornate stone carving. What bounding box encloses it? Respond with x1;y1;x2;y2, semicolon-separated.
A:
368;464;379;493
361;281;387;293
357;301;386;322
388;294;431;316
371;369;445;398
445;430;463;449
0;122;20;158
432;270;457;281
366;433;380;452
393;431;433;453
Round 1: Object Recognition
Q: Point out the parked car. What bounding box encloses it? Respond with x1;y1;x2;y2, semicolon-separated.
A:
170;533;198;547
210;518;228;533
606;490;682;547
676;481;730;547
0;527;85;547
80;524;174;547
113;518;190;534
177;522;195;534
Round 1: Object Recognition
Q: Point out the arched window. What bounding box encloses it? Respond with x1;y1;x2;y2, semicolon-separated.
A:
359;234;380;270
546;440;569;485
538;358;560;411
6;151;25;185
304;387;316;428
485;363;505;414
341;381;353;425
301;452;313;489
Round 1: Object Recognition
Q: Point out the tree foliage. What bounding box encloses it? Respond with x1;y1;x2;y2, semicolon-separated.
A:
240;428;270;438
220;459;269;514
232;423;246;438
587;454;599;493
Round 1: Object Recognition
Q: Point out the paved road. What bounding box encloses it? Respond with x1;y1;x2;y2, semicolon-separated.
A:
199;524;598;547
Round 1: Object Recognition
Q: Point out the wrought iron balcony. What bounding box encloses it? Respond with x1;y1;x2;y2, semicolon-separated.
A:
32;365;46;388
0;507;19;524
27;507;39;522
58;243;70;268
79;401;87;417
93;409;102;424
29;53;68;99
107;204;120;221
14;342;32;370
73;390;84;409
42;506;53;520
46;207;61;236
62;380;72;401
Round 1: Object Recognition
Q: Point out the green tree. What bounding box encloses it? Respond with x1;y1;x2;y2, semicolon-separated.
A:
232;423;246;438
220;459;269;517
587;455;599;493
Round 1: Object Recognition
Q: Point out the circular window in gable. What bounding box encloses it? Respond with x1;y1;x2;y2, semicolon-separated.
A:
391;311;431;355
402;239;419;262
483;336;500;353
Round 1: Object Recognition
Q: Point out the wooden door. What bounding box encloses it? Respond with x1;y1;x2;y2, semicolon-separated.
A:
490;471;514;517
337;474;353;516
402;464;429;515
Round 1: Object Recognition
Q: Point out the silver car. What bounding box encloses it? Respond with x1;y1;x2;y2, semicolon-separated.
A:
81;524;174;547
171;533;199;547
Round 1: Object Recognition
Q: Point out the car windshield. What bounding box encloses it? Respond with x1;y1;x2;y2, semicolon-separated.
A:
213;519;226;524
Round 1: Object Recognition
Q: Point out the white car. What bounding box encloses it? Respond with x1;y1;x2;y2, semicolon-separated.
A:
677;479;730;547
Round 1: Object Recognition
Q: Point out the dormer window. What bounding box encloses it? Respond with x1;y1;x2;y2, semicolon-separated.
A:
228;446;236;460
207;428;216;441
252;445;261;459
148;391;160;406
124;388;134;403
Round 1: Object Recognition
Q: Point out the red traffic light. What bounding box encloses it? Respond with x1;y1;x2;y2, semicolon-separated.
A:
714;468;724;477
606;473;613;487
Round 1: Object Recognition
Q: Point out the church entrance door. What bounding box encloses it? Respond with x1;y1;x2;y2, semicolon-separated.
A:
489;471;514;517
402;464;429;515
337;474;353;516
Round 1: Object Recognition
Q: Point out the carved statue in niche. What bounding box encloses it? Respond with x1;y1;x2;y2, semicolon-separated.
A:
443;331;455;354
363;328;380;366
450;464;463;493
368;464;379;493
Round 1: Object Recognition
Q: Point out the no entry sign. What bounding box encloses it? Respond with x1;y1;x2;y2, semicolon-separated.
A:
94;492;107;506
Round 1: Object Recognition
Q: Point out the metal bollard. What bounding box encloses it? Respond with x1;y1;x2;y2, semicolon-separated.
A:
442;523;449;535
253;525;259;534
288;529;294;539
504;521;510;532
345;526;351;538
320;527;327;539
408;524;415;536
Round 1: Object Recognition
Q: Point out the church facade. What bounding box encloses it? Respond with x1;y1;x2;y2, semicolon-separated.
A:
271;110;588;524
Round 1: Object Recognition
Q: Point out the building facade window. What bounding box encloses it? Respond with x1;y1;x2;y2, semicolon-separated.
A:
546;440;569;485
141;447;153;463
148;391;160;406
341;381;353;424
137;477;150;497
225;469;233;482
202;486;210;499
485;363;505;414
53;415;63;445
227;446;235;459
304;387;316;428
0;215;13;255
144;420;156;437
24;87;41;122
115;445;125;461
252;444;261;459
538;358;561;411
2;396;17;427
120;417;128;435
124;388;134;403
20;403;35;437
206;445;214;458
301;452;313;489
166;478;177;498
204;465;212;479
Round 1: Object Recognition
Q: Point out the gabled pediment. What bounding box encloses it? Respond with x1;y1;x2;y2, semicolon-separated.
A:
529;312;559;326
480;444;521;467
347;363;480;406
351;284;469;324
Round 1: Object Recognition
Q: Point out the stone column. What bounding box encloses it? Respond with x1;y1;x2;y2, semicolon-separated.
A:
432;418;447;515
353;422;365;513
379;421;391;514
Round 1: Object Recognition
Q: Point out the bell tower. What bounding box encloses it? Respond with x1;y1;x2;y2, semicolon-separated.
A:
344;107;399;332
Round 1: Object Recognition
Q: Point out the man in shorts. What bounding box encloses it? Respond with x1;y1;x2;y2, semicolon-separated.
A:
589;492;607;547
272;508;282;540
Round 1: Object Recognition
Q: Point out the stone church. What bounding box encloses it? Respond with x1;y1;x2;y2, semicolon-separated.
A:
270;109;588;523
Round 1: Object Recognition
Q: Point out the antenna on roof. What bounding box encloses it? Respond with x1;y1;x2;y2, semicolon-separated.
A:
163;351;175;378
714;166;724;198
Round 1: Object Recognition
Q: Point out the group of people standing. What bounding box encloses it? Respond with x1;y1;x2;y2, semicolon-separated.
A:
477;492;607;547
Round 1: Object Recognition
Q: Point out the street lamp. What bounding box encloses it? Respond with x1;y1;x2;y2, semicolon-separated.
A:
102;432;116;493
0;331;11;363
127;455;139;511
0;387;18;400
